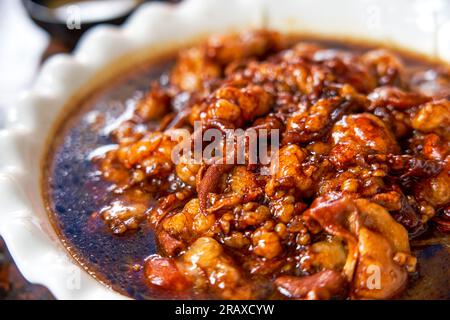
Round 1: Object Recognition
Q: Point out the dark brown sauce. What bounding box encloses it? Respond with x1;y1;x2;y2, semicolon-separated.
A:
43;38;450;300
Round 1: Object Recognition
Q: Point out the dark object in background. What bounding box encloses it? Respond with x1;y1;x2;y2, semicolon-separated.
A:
0;237;55;300
22;0;180;51
0;248;10;295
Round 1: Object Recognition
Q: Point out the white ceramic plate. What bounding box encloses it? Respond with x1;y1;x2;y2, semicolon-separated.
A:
0;0;449;300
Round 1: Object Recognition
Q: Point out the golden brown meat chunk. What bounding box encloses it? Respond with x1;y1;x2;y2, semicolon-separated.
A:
135;84;171;121
303;197;415;299
362;49;405;87
161;198;217;243
411;99;450;137
265;144;314;196
330;113;399;167
179;237;261;299
170;46;221;93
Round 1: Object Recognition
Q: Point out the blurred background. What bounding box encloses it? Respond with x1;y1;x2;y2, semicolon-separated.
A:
0;0;180;300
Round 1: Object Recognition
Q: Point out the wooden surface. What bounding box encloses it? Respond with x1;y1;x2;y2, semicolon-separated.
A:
0;237;55;300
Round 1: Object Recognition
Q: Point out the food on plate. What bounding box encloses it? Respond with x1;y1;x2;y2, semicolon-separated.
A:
45;30;450;300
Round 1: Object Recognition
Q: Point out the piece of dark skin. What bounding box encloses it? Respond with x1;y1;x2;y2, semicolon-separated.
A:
282;99;357;145
275;270;348;300
433;206;450;233
366;154;443;188
197;163;233;214
393;189;422;232
367;86;431;110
